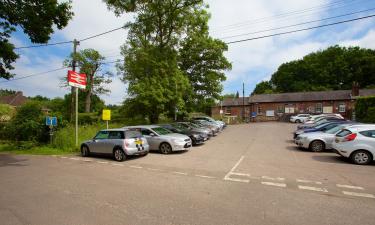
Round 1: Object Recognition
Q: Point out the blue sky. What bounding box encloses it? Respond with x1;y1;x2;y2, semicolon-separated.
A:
1;0;375;104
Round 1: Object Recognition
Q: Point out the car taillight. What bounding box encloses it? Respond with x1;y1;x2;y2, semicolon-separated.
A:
344;133;357;142
124;140;129;147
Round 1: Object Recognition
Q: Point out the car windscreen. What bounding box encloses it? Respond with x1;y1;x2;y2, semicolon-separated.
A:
325;125;346;134
315;119;328;126
125;130;142;139
152;127;173;135
315;122;331;129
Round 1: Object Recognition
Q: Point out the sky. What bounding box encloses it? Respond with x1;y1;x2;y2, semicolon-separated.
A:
1;0;375;105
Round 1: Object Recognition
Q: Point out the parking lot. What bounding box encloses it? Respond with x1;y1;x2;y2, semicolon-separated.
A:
1;122;375;225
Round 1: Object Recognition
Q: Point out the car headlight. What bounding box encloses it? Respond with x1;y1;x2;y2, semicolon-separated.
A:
172;139;184;144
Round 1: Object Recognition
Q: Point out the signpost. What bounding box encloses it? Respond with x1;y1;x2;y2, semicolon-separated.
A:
46;116;57;144
102;109;111;129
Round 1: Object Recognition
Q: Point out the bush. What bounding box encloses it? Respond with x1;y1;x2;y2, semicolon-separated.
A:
355;96;375;123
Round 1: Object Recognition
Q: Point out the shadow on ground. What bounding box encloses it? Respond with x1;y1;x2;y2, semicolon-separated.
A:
0;154;28;167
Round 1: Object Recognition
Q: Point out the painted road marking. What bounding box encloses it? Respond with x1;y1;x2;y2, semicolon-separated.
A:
97;161;109;164
147;168;163;172
61;156;68;159
298;185;328;193
69;157;80;161
342;191;375;198
83;159;92;162
296;179;322;185
173;172;188;175
261;182;286;188
224;155;250;183
336;184;364;190
111;163;124;167
262;176;285;181
129;165;143;169
195;175;216;179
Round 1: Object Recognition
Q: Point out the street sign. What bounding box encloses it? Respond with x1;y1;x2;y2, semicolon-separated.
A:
67;70;87;89
46;116;57;126
102;109;111;121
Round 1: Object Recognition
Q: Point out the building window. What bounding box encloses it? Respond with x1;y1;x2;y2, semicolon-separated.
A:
339;103;346;112
316;103;323;113
225;107;231;115
257;106;262;114
277;105;284;113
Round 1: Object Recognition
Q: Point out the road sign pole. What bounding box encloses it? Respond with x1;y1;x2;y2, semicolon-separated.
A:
72;39;80;147
106;120;109;130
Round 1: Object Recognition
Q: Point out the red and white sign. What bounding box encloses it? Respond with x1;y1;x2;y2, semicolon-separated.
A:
67;70;87;89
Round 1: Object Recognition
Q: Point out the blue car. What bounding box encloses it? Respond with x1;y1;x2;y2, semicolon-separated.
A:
294;121;350;139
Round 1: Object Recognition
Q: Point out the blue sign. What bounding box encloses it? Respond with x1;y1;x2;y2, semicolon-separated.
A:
251;112;257;118
46;116;57;126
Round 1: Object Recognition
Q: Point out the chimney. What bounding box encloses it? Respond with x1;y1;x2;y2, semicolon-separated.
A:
351;82;359;97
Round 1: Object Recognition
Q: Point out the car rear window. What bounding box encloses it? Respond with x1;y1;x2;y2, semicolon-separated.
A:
359;130;375;138
125;130;142;139
336;129;352;137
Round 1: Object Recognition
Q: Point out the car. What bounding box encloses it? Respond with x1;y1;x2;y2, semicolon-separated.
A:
294;121;349;139
80;128;149;162
192;116;226;129
297;117;345;129
160;123;208;145
290;114;310;123
124;125;192;154
191;120;220;135
175;122;213;137
295;124;355;152
332;125;375;165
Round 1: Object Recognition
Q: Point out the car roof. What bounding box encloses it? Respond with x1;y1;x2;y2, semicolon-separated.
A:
124;125;161;129
100;128;133;132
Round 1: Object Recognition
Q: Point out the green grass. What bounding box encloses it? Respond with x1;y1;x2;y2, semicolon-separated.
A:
0;143;77;155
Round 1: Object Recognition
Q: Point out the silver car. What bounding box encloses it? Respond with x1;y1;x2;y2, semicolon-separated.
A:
125;125;192;154
295;124;354;152
80;128;149;161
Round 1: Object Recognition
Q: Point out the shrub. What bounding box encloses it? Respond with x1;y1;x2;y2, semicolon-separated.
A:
355;96;375;123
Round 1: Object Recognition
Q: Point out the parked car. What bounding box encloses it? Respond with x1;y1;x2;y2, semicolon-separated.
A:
297;117;345;129
192;116;226;129
295;124;355;152
294;121;349;139
290;114;310;123
332;125;375;165
191;120;220;135
80;128;149;162
160;124;208;145
124;125;192;154
175;122;213;137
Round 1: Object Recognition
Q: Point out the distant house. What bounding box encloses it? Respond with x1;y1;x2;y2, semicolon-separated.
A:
0;91;28;107
212;86;375;122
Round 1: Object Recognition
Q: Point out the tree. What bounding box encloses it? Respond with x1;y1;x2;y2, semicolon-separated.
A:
64;49;112;113
0;0;73;79
252;81;274;95
0;89;16;96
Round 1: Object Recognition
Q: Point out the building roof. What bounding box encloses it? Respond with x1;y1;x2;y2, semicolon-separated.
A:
249;89;375;103
0;91;28;107
221;97;250;106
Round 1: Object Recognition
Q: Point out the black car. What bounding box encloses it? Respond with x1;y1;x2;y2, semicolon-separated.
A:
160;124;207;145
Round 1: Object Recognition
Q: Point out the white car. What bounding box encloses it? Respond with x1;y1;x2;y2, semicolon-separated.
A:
290;114;310;123
332;125;375;165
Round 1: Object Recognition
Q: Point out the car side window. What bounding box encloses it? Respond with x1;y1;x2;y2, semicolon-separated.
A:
360;130;375;138
108;131;124;139
95;131;109;139
141;129;152;136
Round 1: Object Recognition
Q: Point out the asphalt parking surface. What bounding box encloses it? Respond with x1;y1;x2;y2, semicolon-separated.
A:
1;122;375;225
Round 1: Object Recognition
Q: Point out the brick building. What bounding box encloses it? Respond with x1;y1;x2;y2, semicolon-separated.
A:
0;91;28;107
212;88;375;122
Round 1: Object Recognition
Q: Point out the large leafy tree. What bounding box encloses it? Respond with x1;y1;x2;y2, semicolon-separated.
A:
253;45;375;94
64;49;112;113
0;0;73;79
104;0;231;122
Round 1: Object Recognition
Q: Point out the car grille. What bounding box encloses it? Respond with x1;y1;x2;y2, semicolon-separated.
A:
184;139;190;142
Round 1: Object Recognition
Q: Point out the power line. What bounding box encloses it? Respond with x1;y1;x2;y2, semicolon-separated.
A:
0;67;69;83
14;41;73;50
225;14;375;45
220;8;375;40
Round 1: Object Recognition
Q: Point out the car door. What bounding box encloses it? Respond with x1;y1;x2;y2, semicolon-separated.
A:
359;130;375;152
107;131;124;154
91;131;110;154
141;128;158;150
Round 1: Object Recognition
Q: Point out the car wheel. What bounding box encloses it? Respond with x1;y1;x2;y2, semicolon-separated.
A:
351;150;372;165
81;145;90;157
295;119;301;123
159;143;172;154
113;148;126;162
309;140;325;152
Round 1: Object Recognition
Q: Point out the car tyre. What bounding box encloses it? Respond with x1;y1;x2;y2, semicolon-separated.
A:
113;148;126;162
309;140;325;152
350;150;372;165
81;145;90;157
159;143;172;154
295;119;301;123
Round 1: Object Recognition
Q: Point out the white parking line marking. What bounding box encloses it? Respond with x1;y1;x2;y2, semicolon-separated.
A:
231;172;251;177
97;161;109;164
61;156;68;159
224;156;250;183
129;165;143;169
296;179;322;185
342;191;375;198
195;175;215;179
172;172;188;175
262;176;285;181
147;168;163;171
69;157;80;161
111;163;124;166
337;184;364;190
298;185;328;193
225;177;250;183
82;159;92;162
261;182;287;188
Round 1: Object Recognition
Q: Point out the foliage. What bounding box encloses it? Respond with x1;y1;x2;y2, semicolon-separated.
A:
222;93;236;99
252;81;274;95
63;91;105;115
0;0;73;79
253;45;375;94
105;0;231;122
0;103;15;122
0;89;16;96
355;96;375;123
64;48;112;113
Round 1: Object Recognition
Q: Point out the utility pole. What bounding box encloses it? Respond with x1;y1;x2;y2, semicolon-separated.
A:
72;39;80;147
242;82;245;121
174;81;177;121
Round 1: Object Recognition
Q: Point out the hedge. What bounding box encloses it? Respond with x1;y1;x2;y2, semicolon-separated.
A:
355;96;375;123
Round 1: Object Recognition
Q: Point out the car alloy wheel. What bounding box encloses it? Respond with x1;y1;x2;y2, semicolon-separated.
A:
352;151;372;165
310;140;324;152
114;149;125;162
160;143;172;154
81;146;89;157
295;119;301;123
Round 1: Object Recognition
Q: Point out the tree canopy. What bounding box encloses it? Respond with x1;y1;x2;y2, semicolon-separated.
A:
252;45;375;94
0;0;73;79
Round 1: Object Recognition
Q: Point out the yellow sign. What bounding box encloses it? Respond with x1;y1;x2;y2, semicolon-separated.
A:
102;109;111;121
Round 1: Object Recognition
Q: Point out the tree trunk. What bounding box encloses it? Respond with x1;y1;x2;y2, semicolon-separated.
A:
70;87;74;121
85;74;94;113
